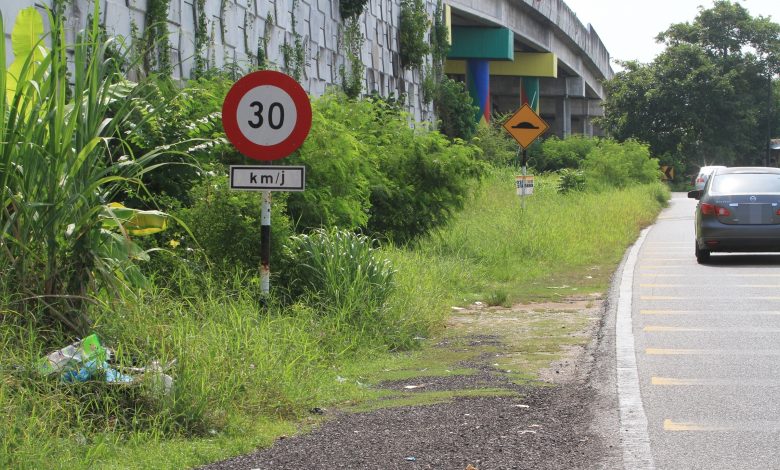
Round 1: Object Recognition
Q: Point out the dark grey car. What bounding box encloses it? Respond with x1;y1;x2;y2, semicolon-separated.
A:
688;167;780;263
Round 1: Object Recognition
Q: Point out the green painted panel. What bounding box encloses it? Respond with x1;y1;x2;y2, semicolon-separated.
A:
448;27;513;60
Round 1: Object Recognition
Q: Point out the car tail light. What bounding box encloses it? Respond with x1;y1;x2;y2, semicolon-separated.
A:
701;203;730;216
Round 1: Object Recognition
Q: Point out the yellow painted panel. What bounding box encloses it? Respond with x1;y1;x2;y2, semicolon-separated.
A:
445;53;557;77
445;5;452;46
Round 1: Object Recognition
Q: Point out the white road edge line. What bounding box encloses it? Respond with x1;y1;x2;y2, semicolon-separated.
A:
617;227;655;469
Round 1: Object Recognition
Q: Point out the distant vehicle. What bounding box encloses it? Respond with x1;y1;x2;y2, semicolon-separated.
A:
688;167;780;263
692;165;727;190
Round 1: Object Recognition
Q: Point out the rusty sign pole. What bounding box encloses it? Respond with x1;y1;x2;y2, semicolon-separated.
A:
260;190;272;296
222;71;312;306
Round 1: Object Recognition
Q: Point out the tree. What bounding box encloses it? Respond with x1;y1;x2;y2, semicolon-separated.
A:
598;1;780;171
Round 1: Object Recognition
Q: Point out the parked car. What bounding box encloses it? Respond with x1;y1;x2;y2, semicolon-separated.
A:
692;165;727;190
688;167;780;263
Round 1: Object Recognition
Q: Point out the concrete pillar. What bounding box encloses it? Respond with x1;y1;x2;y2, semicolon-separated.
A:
555;96;571;137
466;59;491;124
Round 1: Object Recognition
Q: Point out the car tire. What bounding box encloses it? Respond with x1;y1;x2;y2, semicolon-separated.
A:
695;243;710;263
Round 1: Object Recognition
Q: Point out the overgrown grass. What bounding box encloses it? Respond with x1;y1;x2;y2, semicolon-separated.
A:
0;167;668;469
411;166;668;304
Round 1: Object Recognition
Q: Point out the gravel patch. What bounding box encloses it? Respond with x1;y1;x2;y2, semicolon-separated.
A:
199;297;623;470
200;386;612;470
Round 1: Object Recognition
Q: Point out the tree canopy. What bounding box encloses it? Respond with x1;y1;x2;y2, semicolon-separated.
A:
598;1;780;172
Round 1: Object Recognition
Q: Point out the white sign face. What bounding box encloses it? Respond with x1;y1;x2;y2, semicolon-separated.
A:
515;175;535;196
230;166;305;192
235;85;298;147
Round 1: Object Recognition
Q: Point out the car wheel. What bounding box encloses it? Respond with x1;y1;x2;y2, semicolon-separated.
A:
695;243;710;263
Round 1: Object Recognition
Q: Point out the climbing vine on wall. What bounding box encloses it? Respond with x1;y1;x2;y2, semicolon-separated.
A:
399;0;430;70
339;17;365;98
340;0;369;20
193;0;208;77
422;0;450;104
281;0;306;81
257;12;274;70
430;0;449;77
144;0;172;74
220;0;229;43
244;0;255;65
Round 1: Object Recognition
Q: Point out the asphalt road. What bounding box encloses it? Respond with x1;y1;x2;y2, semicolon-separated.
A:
622;192;780;469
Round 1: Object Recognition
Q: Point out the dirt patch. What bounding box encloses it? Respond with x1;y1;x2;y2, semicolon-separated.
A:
199;296;620;470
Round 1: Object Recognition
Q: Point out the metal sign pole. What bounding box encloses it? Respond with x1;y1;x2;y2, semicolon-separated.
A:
260;190;272;299
521;148;528;210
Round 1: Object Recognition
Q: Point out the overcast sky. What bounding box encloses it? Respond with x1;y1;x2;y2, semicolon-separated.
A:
562;0;780;66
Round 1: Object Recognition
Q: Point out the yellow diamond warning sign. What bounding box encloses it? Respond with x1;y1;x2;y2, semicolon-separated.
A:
503;104;549;149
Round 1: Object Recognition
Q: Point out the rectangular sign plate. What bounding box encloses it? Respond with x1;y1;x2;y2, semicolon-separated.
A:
515;175;534;195
229;165;305;191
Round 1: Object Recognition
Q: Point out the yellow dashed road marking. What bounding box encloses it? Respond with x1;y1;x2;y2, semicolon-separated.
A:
652;377;780;386
647;348;780;355
641;309;780;315
641;258;688;261
663;419;780;432
644;325;780;333
644;326;706;332
641;296;780;301
639;265;688;269
663;420;728;432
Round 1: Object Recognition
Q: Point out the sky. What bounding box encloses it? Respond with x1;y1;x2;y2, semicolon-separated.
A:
562;0;780;67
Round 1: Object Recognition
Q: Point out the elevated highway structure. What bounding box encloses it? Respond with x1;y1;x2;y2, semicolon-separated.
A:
445;0;614;137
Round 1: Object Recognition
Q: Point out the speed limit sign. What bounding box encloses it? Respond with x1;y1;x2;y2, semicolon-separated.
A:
222;70;312;160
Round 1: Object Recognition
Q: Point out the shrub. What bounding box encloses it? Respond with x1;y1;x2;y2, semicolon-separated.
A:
285;94;375;230
125;71;242;208
434;77;479;140
367;128;484;243
285;92;483;243
175;173;293;273
340;0;369;19
281;229;396;335
536;135;599;172
556;169;586;193
583;139;661;190
470;115;517;166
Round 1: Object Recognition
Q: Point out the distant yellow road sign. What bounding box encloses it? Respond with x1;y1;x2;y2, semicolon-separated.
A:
661;166;674;181
503;104;549;149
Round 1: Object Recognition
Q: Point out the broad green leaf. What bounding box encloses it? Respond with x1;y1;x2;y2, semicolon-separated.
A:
6;7;47;102
100;202;169;236
11;8;44;57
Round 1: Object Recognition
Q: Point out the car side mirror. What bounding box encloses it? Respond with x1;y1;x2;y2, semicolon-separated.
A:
688;190;703;200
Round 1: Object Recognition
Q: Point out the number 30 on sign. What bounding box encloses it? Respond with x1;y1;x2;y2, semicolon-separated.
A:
222;70;312;161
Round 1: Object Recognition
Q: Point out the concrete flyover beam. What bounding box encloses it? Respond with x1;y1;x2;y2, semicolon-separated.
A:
447;0;613;100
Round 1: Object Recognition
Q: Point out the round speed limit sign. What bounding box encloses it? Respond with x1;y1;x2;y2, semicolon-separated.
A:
222;71;312;160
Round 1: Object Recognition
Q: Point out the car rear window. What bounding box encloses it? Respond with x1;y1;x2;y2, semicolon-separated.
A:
710;173;780;194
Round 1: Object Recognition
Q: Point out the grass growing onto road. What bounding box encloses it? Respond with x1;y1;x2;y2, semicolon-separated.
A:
0;169;667;469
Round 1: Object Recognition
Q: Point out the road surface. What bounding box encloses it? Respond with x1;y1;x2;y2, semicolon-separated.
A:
617;192;780;469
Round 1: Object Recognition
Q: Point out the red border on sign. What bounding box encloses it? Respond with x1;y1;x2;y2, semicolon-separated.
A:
222;70;313;161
